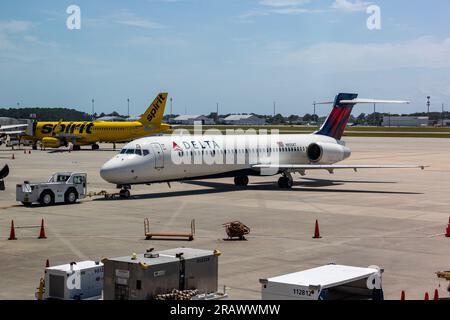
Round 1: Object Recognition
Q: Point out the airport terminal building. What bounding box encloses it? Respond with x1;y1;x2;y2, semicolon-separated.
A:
382;116;429;127
223;114;266;126
172;115;215;125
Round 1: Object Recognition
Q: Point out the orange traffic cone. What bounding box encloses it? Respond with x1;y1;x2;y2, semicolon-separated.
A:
445;217;450;237
433;289;439;301
45;259;50;268
38;219;47;239
400;291;406;300
8;220;17;240
313;220;322;239
424;292;429;300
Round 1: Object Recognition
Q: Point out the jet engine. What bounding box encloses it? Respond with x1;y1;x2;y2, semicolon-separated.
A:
307;142;351;164
41;137;65;149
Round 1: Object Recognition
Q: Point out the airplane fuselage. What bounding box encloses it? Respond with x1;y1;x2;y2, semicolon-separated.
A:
22;121;171;147
100;133;351;186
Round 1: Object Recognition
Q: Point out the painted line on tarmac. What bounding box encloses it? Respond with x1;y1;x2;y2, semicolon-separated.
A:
163;201;187;230
49;224;89;261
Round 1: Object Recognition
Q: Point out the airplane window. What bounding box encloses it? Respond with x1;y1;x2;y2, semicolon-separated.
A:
135;149;142;156
143;150;149;156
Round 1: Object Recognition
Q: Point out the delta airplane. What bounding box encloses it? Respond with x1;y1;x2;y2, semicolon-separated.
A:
100;93;426;198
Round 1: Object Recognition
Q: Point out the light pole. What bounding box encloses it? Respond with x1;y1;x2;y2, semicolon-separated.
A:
91;99;95;119
427;96;431;115
273;101;276;117
442;103;445;127
170;97;173;118
216;102;219;123
373;103;377;126
313;101;316;120
127;98;130;119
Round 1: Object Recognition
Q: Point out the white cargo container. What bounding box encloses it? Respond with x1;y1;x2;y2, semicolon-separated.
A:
44;261;104;300
260;264;384;300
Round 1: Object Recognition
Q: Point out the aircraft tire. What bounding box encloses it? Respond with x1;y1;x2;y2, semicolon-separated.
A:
119;189;131;199
234;175;249;187
278;177;293;189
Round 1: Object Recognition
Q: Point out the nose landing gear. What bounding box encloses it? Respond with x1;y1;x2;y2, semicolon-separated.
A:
118;184;131;199
119;189;131;199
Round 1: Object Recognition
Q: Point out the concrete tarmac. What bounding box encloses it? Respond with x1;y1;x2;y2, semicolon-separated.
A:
0;137;449;300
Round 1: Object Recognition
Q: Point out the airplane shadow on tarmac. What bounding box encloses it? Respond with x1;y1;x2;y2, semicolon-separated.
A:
94;179;422;201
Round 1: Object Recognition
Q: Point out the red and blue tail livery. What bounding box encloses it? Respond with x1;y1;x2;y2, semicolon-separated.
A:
316;93;358;140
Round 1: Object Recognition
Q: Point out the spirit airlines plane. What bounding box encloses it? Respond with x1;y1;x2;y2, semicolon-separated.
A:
21;93;170;150
100;93;426;198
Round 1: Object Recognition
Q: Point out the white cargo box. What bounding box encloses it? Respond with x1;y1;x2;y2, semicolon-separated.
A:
44;261;104;300
260;264;383;300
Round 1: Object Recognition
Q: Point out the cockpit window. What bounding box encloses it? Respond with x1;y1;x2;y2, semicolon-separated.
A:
143;150;149;156
135;149;142;156
120;149;127;154
125;149;135;154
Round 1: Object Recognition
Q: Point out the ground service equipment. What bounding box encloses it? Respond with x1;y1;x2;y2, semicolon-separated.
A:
16;172;87;206
43;261;104;300
103;248;220;300
260;264;384;300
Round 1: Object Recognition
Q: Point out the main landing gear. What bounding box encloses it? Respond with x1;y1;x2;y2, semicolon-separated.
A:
234;175;249;187
92;143;100;150
278;172;293;189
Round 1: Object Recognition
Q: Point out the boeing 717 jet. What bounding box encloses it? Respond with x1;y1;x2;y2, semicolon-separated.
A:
99;93;426;198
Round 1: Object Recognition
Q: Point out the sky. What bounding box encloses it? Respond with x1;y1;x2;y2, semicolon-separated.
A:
1;0;450;117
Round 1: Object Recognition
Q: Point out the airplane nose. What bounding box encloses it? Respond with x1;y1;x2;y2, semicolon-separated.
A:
100;160;122;184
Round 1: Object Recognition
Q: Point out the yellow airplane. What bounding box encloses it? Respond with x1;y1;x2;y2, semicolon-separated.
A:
22;92;170;150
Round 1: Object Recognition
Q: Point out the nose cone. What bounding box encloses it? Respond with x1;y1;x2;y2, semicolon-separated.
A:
100;159;124;184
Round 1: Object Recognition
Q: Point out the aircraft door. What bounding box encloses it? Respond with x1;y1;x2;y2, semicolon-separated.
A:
150;143;164;169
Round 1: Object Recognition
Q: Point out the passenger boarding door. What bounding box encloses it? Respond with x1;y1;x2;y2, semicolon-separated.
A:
150;143;164;169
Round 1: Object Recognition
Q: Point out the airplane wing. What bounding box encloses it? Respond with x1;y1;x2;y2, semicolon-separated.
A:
0;124;28;130
253;164;427;174
0;130;26;135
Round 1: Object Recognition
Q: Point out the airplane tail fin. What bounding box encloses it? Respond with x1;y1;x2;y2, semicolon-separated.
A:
138;92;168;126
315;93;410;140
316;93;358;140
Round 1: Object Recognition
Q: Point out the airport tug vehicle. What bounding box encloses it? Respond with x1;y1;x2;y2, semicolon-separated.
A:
16;172;87;206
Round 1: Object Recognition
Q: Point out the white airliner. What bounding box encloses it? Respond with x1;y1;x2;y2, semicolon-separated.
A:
100;93;426;198
0;124;28;146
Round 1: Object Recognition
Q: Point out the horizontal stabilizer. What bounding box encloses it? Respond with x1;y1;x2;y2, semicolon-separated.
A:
339;99;410;105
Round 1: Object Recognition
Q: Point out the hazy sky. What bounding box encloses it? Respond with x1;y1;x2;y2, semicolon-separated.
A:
1;0;450;116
